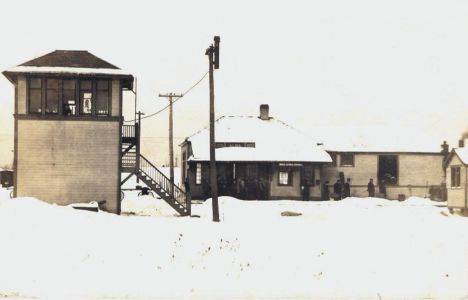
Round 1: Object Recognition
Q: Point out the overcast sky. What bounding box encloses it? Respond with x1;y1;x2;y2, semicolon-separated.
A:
1;0;468;166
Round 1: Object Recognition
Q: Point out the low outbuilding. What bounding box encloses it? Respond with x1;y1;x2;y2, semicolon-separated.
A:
445;147;468;215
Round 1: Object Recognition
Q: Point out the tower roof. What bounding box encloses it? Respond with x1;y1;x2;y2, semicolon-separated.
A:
19;50;119;69
2;50;133;88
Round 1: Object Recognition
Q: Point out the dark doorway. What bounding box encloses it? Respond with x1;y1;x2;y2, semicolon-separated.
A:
378;155;398;185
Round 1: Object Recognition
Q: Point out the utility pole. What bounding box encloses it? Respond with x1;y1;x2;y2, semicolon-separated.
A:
158;92;183;197
205;36;221;222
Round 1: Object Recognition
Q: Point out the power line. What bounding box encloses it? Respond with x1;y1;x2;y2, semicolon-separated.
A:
124;70;209;123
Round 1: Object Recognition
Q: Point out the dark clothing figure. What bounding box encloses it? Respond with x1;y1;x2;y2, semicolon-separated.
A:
202;179;211;200
259;178;268;200
237;178;246;199
367;179;375;197
379;180;387;198
184;177;190;193
343;179;351;198
301;183;310;201
63;104;72;115
217;176;226;196
333;180;342;200
322;181;330;200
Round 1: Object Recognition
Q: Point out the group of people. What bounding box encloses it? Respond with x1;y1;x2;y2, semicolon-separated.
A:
200;176;270;200
320;178;352;200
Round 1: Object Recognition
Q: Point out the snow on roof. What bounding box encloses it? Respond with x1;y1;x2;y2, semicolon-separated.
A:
310;125;442;153
3;66;132;77
186;116;332;163
2;50;133;81
454;148;468;165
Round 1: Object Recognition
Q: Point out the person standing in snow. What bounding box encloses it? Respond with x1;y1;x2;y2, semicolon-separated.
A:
367;178;375;197
184;176;190;193
344;178;351;198
333;179;342;200
301;182;310;201
322;181;330;200
202;178;211;200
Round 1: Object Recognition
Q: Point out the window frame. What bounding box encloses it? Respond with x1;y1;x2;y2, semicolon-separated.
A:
62;79;77;116
451;166;461;188
278;167;293;186
96;79;110;116
26;76;112;117
340;153;355;167
195;163;202;185
45;78;60;115
28;77;43;114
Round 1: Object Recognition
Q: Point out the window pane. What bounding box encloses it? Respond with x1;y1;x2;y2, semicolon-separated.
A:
80;80;92;90
81;92;93;114
63;80;75;90
196;163;202;184
96;90;108;115
30;78;41;88
46;89;58;114
97;80;109;90
46;79;58;89
29;89;42;113
279;171;289;185
63;89;76;115
341;153;354;166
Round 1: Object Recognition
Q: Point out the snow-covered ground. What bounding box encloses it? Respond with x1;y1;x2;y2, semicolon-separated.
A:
1;186;468;299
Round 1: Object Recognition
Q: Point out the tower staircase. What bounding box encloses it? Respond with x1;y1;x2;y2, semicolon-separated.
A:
121;124;190;216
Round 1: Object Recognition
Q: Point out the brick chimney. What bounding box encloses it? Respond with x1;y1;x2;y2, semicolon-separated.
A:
441;141;449;155
259;104;270;120
459;139;464;148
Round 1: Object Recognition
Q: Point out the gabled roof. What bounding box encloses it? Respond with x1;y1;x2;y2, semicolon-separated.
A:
185;116;332;163
2;50;133;87
19;50;119;69
445;148;468;168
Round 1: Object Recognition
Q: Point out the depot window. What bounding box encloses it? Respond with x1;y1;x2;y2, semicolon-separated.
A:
340;153;354;167
278;167;293;186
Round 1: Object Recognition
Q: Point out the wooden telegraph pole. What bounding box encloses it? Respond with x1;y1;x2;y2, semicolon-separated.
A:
205;36;221;222
158;93;183;197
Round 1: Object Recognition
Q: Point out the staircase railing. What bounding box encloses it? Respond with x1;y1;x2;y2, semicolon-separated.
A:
122;124;136;138
139;154;189;212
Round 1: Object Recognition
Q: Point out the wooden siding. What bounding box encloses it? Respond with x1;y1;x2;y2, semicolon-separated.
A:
398;154;444;186
322;154;378;186
322;153;444;200
16;119;120;213
111;79;120;117
270;165;302;199
17;76;26;114
446;154;466;208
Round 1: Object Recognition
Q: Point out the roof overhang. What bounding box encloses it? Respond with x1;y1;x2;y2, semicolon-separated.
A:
2;66;134;89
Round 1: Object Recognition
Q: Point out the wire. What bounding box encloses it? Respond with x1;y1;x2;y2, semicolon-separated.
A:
124;70;209;123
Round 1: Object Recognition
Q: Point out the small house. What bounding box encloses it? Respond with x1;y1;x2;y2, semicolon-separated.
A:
180;105;332;200
445;143;468;215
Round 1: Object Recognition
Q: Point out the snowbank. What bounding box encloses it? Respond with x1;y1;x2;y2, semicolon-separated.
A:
0;190;467;299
